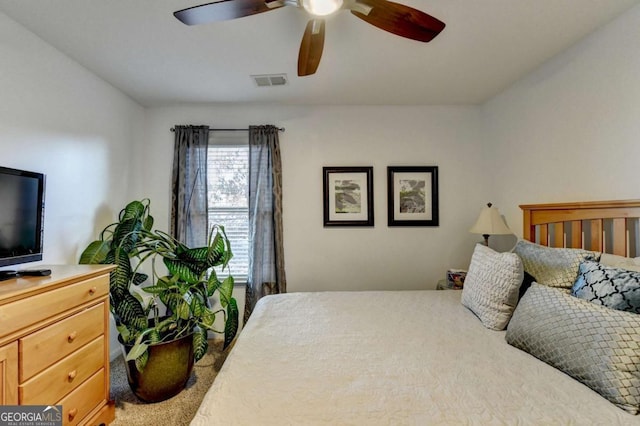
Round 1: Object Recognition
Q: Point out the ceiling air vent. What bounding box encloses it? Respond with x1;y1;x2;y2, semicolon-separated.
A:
251;74;288;87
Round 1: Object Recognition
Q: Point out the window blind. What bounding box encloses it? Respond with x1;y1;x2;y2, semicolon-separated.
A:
208;135;249;282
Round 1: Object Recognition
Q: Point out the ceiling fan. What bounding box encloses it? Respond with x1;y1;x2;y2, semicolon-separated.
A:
174;0;445;77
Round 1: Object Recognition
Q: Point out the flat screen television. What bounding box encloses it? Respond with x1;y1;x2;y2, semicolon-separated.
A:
0;166;45;268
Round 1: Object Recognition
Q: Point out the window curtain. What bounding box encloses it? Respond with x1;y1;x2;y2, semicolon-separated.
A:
245;125;286;322
170;125;209;248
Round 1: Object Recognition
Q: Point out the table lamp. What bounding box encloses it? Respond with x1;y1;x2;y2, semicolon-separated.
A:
469;202;513;246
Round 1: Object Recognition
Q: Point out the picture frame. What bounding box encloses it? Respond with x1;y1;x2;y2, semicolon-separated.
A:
323;166;374;227
387;166;439;227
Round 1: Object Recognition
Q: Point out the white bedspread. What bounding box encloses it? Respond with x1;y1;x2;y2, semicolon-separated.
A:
192;291;640;425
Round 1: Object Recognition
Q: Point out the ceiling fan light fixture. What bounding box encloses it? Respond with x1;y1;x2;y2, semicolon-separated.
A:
302;0;343;16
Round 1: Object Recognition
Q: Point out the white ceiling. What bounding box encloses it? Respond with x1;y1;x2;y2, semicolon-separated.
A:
1;0;638;107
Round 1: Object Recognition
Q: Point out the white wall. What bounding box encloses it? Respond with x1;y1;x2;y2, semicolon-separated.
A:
0;12;145;266
142;104;491;293
0;11;145;360
482;4;640;242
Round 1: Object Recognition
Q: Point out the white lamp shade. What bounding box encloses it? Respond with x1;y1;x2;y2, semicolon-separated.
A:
469;204;513;235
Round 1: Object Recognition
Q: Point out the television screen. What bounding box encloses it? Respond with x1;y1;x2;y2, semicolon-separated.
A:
0;166;45;267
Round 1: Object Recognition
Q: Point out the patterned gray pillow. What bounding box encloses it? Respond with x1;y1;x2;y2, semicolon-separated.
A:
572;260;640;313
461;244;523;330
513;240;600;289
506;283;640;414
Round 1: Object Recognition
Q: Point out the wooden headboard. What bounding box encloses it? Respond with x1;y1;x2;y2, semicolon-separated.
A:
520;200;640;257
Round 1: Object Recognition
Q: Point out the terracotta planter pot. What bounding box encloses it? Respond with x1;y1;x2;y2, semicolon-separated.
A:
119;333;195;403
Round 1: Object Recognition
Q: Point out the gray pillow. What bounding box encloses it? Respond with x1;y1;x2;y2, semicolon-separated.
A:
461;244;523;330
506;283;640;414
572;260;640;313
513;240;600;289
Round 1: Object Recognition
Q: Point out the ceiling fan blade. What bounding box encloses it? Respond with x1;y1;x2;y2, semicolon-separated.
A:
174;0;284;25
298;19;325;77
349;0;445;42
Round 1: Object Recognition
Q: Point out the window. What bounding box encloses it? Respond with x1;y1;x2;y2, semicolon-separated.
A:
207;133;249;283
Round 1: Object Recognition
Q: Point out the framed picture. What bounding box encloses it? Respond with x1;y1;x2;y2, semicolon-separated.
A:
323;166;374;227
387;166;439;227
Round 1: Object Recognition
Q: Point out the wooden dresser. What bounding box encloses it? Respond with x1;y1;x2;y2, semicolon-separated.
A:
0;265;115;425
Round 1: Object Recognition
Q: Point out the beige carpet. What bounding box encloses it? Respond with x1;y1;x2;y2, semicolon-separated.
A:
110;340;228;426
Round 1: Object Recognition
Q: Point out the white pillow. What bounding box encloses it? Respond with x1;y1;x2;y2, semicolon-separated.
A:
599;253;640;273
461;244;524;330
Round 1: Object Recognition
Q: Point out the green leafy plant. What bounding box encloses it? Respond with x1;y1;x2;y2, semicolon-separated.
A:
80;199;238;371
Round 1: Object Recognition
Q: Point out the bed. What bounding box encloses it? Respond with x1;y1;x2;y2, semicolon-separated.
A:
192;200;640;425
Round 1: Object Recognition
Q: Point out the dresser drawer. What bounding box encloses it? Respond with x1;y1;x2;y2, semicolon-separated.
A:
20;303;105;381
0;275;108;340
58;368;105;426
20;336;104;405
0;341;18;404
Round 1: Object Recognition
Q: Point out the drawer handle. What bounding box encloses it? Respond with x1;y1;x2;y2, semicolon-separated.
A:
68;370;77;381
88;286;97;295
68;331;77;343
68;408;78;420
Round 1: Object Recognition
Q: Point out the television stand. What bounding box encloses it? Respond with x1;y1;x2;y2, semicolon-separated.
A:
0;265;115;424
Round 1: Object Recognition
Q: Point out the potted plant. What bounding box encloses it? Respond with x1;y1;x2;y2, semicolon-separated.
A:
79;199;238;402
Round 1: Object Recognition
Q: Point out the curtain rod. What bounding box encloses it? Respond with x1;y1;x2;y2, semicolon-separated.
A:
170;127;285;132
